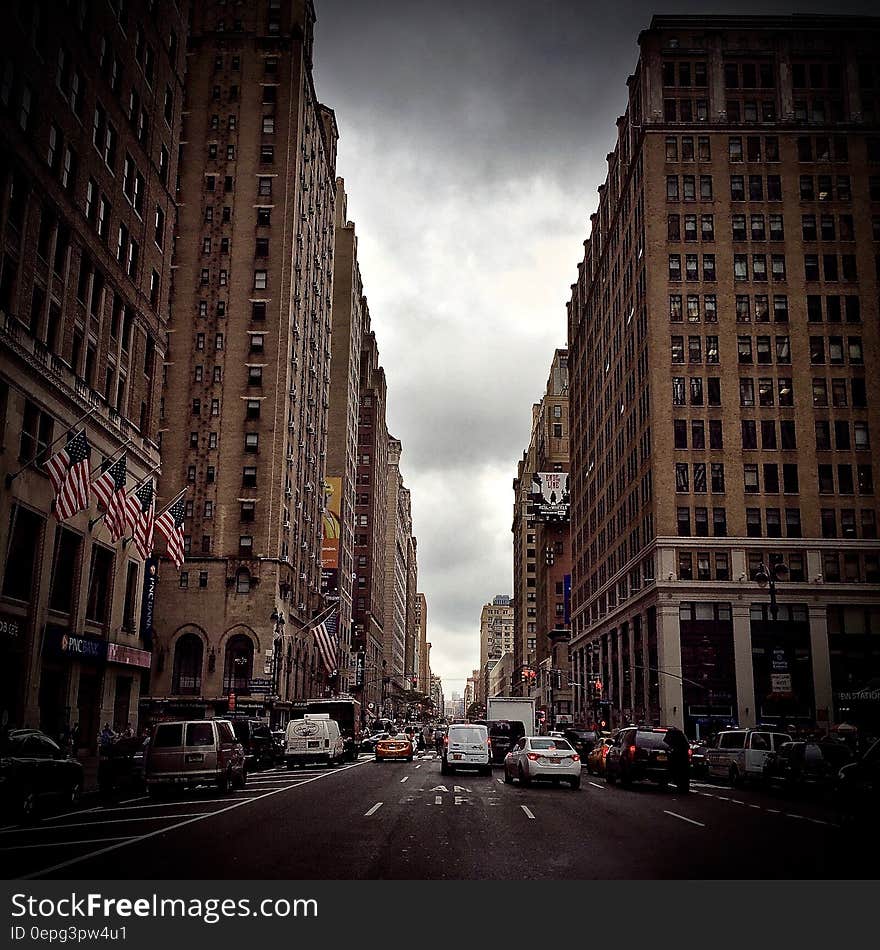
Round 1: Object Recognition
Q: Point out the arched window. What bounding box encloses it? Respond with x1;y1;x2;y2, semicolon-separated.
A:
235;568;250;593
223;634;253;692
172;633;203;695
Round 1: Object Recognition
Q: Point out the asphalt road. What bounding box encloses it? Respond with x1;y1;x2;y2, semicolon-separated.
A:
4;753;874;880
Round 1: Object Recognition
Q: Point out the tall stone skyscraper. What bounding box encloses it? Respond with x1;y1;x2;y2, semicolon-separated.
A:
146;0;338;723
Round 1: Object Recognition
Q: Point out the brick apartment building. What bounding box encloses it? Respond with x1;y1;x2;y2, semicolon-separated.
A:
144;0;338;724
0;0;188;748
568;15;880;737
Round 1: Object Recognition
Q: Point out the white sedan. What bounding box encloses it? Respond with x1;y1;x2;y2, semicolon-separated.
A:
504;736;581;789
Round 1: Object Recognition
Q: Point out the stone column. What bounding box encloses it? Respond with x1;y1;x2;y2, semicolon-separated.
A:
808;605;834;731
656;604;684;729
732;603;756;727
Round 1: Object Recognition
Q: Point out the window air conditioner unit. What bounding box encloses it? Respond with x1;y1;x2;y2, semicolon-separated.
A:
305;482;313;492
283;520;290;529
285;488;292;497
289;388;297;397
286;453;295;463
298;602;306;611
288;421;295;429
299;573;307;581
295;502;302;510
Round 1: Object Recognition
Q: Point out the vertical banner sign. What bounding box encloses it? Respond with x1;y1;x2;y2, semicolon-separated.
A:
140;557;159;649
770;647;793;698
321;477;342;599
355;652;365;689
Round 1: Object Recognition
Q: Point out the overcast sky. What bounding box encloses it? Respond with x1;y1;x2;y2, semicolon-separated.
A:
312;0;875;693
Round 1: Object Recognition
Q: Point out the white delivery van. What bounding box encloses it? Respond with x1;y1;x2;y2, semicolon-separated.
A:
285;714;345;768
706;728;791;786
441;723;491;776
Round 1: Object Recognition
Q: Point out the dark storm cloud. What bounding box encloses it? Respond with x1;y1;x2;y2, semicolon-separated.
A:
312;0;877;688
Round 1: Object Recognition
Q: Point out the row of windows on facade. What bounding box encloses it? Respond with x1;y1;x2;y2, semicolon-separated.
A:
673;417;870;453
661;57;872;92
670;375;869;410
673;458;874;496
674;549;880;585
663;133;879;163
664;173;879;202
668;333;865;366
662;96;857;125
1;507;140;628
668;292;863;324
667;212;865;243
675;502;878;540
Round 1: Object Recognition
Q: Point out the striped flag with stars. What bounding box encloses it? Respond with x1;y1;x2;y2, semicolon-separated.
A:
312;608;339;678
92;454;129;542
44;429;91;521
155;491;187;569
125;479;155;560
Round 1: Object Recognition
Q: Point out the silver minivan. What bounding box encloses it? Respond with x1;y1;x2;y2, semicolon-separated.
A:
145;719;247;797
706;729;791;786
441;723;491;776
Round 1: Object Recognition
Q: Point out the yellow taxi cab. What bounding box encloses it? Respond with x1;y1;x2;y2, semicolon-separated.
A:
375;734;414;762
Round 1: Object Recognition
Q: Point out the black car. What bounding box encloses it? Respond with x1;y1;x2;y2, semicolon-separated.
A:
763;740;854;793
230;719;273;770
97;735;149;800
835;738;879;826
563;729;599;762
605;726;691;791
472;720;526;764
359;732;391;755
0;729;85;820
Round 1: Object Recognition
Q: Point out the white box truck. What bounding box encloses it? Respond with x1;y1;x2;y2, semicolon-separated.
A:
486;697;537;737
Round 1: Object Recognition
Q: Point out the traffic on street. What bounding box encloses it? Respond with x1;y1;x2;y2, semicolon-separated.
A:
4;722;874;881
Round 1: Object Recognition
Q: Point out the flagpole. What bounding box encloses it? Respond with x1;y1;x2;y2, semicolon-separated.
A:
154;486;188;520
5;406;97;487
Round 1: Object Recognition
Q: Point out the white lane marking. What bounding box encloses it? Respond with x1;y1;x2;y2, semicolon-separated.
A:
730;800;746;805
400;776;409;784
748;804;761;809
785;813;808;820
664;810;705;827
2;814;213;834
414;764;421;769
521;806;536;820
1;836;133;852
22;758;370;880
434;796;442;805
715;796;730;802
41;807;103;824
118;796;149;806
766;808;781;814
589;782;604;789
364;802;383;817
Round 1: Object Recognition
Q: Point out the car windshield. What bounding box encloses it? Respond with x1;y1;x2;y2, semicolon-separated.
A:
449;728;485;744
530;739;573;751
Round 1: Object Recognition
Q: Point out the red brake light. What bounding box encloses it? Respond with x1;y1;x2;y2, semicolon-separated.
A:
572;754;580;762
444;736;449;746
527;752;540;761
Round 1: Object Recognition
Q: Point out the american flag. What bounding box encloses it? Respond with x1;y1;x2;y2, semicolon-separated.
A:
125;479;155;560
44;429;91;521
312;608;339;678
92;454;128;542
155;491;187;569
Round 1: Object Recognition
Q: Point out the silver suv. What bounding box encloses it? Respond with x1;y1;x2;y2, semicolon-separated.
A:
145;719;246;797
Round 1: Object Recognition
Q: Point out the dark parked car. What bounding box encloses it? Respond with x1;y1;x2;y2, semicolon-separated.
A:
835;738;879;826
563;729;599;762
763;740;854;793
230;719;273;771
359;732;391;755
472;720;526;764
97;735;149;800
690;739;713;776
0;728;85;820
270;730;286;764
605;726;691;791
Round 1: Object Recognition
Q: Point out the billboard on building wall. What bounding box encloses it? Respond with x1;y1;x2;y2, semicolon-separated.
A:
530;472;570;522
321;477;342;599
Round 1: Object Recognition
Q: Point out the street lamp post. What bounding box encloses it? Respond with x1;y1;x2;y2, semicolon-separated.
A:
754;561;792;729
270;609;285;726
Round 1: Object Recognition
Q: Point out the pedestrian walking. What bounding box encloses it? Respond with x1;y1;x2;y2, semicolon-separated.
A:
99;723;115;750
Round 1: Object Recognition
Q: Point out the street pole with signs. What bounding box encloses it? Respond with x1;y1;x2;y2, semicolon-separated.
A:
754;561;792;728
